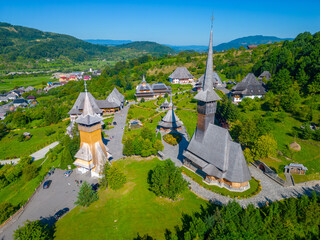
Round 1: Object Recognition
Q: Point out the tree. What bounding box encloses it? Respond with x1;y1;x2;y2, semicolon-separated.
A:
13;220;52;240
22;164;38;181
0;202;16;224
0;122;7;140
75;181;98;207
238;119;259;147
149;159;188;199
252;134;277;159
105;165;126;190
60;148;74;169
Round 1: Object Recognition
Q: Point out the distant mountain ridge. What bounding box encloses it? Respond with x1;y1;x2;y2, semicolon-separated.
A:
85;39;133;46
88;35;293;52
0;22;175;63
213;35;293;51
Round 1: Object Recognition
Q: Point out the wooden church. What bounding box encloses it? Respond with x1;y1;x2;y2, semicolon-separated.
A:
73;84;112;178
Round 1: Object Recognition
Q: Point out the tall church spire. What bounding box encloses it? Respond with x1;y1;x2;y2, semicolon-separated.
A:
82;92;95;116
203;22;214;91
194;17;220;103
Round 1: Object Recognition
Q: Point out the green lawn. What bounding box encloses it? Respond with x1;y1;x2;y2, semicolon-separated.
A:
0;121;67;159
137;99;158;109
0;75;51;92
54;158;207;240
176;109;197;137
181;166;261;199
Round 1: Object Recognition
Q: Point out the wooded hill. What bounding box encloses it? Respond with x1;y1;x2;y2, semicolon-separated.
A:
0;22;175;63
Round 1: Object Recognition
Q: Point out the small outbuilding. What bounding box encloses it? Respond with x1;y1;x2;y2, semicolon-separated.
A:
284;163;308;175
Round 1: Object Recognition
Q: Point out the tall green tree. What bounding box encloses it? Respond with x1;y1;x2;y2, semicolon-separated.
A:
75;181;98;207
149;159;188;200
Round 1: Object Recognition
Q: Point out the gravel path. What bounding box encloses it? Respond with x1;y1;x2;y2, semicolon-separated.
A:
184;166;320;207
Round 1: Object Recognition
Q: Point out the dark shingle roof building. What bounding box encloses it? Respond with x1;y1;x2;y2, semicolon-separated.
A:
169;67;194;84
231;73;266;103
135;76;171;101
68;87;125;120
258;71;272;81
158;96;183;131
183;23;251;191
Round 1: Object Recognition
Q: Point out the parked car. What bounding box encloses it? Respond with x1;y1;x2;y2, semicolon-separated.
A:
43;180;52;189
113;122;117;125
64;170;73;177
54;208;69;220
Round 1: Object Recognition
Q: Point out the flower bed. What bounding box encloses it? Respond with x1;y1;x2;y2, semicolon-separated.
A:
163;132;182;146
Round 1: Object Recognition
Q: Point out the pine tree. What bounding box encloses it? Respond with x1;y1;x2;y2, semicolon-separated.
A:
75;181;98;207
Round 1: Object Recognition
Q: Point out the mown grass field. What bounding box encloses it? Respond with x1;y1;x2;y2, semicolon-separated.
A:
0;121;67;159
0;75;51;92
54;157;207;240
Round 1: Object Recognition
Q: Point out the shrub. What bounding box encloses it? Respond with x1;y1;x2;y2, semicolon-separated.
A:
17;134;25;142
149;159;188;200
13;220;53;240
22;164;38;181
0;202;16;224
45;129;56;136
75;181;98;207
163;132;182;146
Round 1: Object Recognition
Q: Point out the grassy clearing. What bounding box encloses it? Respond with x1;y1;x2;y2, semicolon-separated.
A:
0;121;67;159
0;75;51;92
181;166;261;199
54;157;207;240
176;109;197;137
137;99;158;109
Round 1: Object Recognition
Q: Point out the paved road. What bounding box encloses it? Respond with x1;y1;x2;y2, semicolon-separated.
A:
0;141;59;165
0;169;97;240
103;103;131;162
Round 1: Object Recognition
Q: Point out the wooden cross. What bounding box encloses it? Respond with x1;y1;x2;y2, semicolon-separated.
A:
211;13;215;27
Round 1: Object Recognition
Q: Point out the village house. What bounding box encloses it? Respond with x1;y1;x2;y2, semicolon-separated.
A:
169;67;194;84
0;95;8;102
25;86;36;92
247;45;258;49
183;24;251;191
135;76;171;101
231;73;266;103
12;98;28;108
83;75;92;81
258;71;272;81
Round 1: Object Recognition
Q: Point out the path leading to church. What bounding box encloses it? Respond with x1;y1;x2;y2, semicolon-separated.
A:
0;169;97;240
103;102;132;162
0;141;60;165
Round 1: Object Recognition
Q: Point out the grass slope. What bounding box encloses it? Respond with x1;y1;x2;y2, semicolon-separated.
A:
0;121;66;159
0;75;50;92
54;158;207;240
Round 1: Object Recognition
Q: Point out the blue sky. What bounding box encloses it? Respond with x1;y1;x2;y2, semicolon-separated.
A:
1;0;319;45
